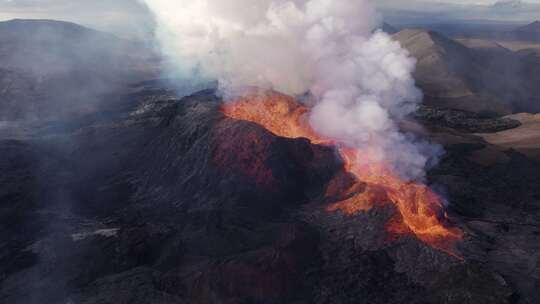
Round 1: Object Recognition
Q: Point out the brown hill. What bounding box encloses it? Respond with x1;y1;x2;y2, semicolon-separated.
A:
394;29;540;115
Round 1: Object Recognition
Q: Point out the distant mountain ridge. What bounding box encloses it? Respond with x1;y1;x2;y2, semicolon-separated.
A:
0;19;109;39
393;28;540;114
510;20;540;41
1;18;538;120
381;23;398;34
0;19;153;75
0;19;159;120
515;20;540;33
401;20;540;43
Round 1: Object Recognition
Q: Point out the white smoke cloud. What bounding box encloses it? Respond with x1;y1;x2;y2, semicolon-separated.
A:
143;0;438;180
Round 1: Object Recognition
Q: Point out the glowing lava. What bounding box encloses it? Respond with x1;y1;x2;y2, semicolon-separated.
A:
222;90;462;256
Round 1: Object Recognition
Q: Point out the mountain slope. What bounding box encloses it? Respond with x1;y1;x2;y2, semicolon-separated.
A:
515;20;540;33
394;29;540;114
512;20;540;41
381;22;398;34
0;19;159;121
394;29;508;114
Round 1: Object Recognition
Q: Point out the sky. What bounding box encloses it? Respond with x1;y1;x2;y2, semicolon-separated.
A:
0;0;539;37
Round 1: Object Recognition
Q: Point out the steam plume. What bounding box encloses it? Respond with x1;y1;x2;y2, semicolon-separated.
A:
143;0;439;180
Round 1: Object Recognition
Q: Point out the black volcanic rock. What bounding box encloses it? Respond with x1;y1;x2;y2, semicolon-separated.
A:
3;85;539;303
414;105;522;133
0;140;40;282
0;88;344;304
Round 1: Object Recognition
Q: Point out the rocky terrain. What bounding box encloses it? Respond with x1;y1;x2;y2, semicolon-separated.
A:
1;20;540;304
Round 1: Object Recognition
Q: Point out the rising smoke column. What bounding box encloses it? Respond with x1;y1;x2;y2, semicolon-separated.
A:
143;0;439;180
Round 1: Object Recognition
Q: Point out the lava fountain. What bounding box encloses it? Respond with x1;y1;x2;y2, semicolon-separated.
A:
222;90;462;256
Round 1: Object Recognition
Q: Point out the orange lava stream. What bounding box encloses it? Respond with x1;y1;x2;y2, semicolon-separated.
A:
221;90;462;256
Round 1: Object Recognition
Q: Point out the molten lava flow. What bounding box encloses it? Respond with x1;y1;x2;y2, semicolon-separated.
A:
222;90;462;256
221;90;325;144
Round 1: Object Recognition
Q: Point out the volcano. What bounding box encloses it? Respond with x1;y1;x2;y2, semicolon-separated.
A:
2;19;540;304
5;82;537;303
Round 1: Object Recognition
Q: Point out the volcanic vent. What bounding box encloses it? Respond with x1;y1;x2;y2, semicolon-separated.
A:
221;89;461;256
144;0;463;257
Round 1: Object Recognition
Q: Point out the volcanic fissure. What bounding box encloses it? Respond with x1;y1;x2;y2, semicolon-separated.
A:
221;90;462;256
